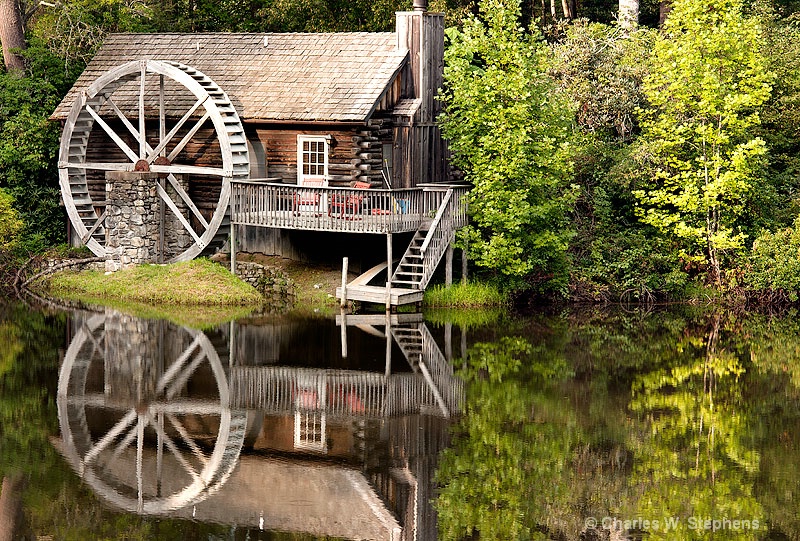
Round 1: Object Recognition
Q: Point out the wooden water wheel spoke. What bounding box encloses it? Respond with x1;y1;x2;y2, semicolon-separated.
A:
59;59;250;262
167;173;209;229
82;209;109;244
158;75;166;152
105;97;155;156
146;97;209;163
138;61;147;159
145;411;203;483
151;163;226;177
83;409;138;465
85;103;141;163
157;182;205;246
165;110;212;163
166;413;210;467
60;161;133;171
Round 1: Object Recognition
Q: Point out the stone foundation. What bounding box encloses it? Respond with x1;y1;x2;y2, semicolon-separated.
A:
235;261;296;298
105;171;160;271
105;171;195;270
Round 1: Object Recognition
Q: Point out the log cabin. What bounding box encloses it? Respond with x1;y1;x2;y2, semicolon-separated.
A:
51;0;467;305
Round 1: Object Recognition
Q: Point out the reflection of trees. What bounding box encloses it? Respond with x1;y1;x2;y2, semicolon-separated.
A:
627;314;764;539
435;337;579;540
742;313;800;539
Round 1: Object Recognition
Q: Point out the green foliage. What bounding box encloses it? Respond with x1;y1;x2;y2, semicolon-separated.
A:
631;0;774;283
750;10;800;232
0;188;23;253
0;43;85;252
627;316;765;538
439;0;576;293
435;337;577;540
745;215;800;297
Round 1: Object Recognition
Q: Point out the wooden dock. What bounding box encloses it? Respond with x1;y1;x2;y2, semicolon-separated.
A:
336;284;424;306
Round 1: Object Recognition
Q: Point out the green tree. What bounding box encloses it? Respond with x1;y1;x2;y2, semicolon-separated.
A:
631;0;773;285
440;0;576;293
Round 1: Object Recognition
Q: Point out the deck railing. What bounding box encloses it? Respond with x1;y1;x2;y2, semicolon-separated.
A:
230;180;469;235
229;366;463;418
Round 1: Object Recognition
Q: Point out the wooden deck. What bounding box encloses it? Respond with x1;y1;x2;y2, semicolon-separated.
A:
230;181;469;308
230;181;467;234
336;284;424;306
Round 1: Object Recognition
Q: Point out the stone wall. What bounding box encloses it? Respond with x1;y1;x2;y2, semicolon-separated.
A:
104;171;194;270
235;261;296;299
105;171;160;271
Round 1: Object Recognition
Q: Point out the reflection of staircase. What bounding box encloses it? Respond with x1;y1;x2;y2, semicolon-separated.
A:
390;322;458;417
391;324;423;370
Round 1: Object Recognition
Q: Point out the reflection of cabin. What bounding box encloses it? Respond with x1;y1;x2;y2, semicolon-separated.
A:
57;309;464;540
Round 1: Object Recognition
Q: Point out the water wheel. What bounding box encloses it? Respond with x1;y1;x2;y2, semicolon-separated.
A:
58;59;249;262
56;311;247;514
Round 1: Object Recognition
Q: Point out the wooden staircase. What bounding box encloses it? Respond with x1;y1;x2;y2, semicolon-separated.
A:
390;189;457;292
335;185;467;307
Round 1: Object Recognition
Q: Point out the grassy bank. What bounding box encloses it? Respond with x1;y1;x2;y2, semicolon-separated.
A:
42;258;262;306
423;281;507;308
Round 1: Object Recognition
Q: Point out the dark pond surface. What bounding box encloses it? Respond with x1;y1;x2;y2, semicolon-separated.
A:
1;300;800;540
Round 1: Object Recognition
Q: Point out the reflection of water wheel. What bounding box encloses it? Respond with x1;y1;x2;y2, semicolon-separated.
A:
58;59;249;261
57;312;246;514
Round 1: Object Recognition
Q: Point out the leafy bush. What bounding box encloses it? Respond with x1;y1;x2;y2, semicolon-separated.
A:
745;217;800;297
0;188;23;253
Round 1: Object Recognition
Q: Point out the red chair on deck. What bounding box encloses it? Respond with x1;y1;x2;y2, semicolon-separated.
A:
293;178;325;215
328;181;372;219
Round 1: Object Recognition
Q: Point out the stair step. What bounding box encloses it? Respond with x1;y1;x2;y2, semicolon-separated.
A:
391;280;421;286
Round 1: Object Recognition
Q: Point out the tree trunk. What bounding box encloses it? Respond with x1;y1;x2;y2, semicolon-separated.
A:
561;0;573;19
0;475;26;541
619;0;639;30
659;0;672;25
0;0;25;72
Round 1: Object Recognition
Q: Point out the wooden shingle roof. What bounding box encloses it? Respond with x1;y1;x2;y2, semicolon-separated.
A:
51;32;408;123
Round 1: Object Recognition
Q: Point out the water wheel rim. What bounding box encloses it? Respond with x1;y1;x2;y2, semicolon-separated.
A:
58;59;249;262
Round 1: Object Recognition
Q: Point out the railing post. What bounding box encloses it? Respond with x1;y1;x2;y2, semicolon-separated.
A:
445;243;453;287
340;257;348;308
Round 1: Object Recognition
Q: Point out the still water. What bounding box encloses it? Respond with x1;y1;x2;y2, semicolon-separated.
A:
1;301;799;540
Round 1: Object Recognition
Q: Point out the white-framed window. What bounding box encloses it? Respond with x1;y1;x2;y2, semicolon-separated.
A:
294;410;327;453
297;135;330;186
